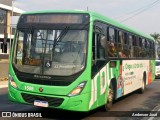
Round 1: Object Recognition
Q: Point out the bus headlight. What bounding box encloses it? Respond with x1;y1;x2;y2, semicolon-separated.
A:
9;74;17;89
68;81;86;97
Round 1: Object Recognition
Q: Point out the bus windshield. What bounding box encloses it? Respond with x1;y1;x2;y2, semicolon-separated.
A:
13;28;87;76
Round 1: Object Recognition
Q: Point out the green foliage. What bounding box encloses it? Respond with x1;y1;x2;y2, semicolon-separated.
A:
150;32;160;44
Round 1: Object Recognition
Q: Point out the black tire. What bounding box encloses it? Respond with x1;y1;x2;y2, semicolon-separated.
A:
138;74;146;94
101;83;114;111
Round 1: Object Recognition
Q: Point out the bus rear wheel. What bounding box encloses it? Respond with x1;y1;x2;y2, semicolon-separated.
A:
138;74;146;94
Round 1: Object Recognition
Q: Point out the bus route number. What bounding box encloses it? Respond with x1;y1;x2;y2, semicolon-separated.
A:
25;86;34;91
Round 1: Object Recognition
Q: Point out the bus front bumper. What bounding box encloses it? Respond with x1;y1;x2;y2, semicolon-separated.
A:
8;84;90;112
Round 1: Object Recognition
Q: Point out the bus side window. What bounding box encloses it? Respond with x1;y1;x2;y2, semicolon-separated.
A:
123;33;129;58
132;36;136;58
142;38;146;57
146;40;150;58
152;42;155;58
92;32;95;61
93;33;106;60
138;37;142;57
108;27;117;57
133;36;139;58
151;41;155;58
92;31;106;77
128;35;134;58
118;31;125;58
99;35;107;59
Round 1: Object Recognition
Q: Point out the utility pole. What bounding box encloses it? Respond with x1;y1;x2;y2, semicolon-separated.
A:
2;14;6;53
9;0;15;58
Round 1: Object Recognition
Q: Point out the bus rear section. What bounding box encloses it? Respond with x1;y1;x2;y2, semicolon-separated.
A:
90;21;155;111
155;60;160;78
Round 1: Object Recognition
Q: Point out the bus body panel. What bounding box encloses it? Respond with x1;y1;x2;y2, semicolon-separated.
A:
8;10;155;112
9;65;91;96
8;83;90;111
88;60;155;110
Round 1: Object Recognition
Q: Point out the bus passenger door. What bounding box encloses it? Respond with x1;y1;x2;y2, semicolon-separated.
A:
91;24;108;108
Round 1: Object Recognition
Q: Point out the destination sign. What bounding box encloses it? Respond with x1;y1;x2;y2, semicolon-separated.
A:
21;13;89;24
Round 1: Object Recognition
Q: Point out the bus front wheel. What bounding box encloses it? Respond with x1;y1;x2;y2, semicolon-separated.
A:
101;83;114;111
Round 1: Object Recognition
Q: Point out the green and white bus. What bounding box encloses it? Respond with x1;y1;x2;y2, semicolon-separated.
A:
8;10;155;112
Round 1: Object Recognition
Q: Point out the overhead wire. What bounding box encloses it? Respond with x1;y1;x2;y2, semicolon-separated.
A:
116;0;160;22
114;0;148;19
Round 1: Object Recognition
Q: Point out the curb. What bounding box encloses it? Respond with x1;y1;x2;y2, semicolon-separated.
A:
0;80;8;88
0;84;8;88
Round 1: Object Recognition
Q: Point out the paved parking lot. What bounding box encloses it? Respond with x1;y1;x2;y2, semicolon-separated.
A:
0;60;9;79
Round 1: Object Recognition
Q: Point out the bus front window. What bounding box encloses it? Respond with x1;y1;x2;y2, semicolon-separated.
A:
13;29;87;76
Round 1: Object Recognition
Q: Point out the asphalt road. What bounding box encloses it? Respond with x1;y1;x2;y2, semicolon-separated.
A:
1;79;160;120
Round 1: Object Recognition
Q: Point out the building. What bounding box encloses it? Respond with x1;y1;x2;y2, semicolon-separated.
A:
0;0;25;59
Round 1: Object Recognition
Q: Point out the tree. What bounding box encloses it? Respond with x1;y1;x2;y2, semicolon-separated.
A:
150;32;160;44
150;32;160;59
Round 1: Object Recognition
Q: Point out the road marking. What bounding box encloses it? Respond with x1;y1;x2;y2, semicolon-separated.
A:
148;108;160;120
141;105;160;120
0;85;8;88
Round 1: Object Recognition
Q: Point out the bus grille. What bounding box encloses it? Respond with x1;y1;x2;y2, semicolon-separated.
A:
21;93;64;107
17;76;71;86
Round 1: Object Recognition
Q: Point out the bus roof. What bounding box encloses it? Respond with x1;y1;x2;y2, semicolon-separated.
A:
22;10;154;41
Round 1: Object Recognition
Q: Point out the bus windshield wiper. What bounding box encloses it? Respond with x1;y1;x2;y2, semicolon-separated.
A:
54;26;69;47
52;26;69;59
40;26;70;74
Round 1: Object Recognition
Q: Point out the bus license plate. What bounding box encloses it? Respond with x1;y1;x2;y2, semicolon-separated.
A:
34;100;49;107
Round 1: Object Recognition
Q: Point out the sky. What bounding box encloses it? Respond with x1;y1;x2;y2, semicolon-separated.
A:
13;0;160;35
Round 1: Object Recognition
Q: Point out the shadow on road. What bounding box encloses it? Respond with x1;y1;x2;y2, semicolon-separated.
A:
38;107;99;119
